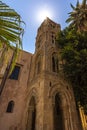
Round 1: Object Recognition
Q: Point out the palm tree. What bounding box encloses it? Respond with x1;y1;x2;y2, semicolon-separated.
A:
0;1;24;96
66;0;87;32
0;1;24;68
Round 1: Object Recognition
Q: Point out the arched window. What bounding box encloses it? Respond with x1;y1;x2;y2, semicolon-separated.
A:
51;32;56;44
35;55;41;75
6;100;14;113
52;53;59;73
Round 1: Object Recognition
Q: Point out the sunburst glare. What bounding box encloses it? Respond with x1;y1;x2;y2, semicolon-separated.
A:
36;7;53;23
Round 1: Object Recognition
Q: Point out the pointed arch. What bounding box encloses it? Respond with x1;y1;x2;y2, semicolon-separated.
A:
34;52;43;75
28;88;39;104
52;52;59;73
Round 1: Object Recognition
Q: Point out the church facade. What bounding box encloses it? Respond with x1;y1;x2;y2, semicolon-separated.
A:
0;18;83;130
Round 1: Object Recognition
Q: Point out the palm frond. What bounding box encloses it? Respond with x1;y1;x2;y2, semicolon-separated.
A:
70;3;75;10
66;0;87;32
0;1;24;49
0;1;25;74
76;0;80;8
82;0;86;8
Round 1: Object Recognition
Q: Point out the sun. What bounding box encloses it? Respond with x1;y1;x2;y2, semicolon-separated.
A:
38;10;51;21
37;8;53;22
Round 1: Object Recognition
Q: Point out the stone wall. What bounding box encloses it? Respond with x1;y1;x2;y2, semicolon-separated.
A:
0;51;32;130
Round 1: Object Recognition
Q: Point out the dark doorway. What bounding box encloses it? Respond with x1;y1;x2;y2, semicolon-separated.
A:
53;93;64;130
26;96;36;130
31;108;36;130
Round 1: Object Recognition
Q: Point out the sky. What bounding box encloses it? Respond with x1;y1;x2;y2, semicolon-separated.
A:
2;0;82;53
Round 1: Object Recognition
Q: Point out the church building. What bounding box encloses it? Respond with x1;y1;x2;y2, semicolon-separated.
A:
0;18;83;130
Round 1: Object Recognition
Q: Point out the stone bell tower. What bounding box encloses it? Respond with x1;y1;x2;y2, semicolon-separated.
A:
26;18;82;130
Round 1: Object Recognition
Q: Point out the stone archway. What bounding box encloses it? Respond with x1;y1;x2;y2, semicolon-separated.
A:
26;96;36;130
49;84;73;130
48;82;82;130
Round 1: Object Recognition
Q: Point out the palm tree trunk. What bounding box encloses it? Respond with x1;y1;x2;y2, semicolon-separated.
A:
0;51;15;96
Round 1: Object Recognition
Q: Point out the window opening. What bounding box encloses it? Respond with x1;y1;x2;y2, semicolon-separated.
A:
52;53;59;73
6;100;14;113
52;56;56;72
50;82;52;87
9;65;20;80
